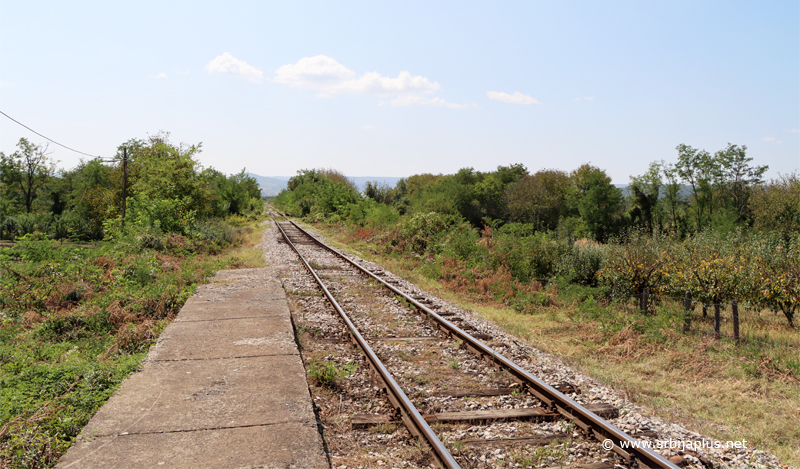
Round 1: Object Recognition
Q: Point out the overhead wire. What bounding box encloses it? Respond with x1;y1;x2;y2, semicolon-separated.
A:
0;110;117;161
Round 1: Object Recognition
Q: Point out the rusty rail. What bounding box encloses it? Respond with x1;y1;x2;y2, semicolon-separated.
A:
272;214;461;469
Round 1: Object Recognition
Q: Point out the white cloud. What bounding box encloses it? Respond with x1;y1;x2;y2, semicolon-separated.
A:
206;52;263;83
585;96;595;101
362;124;375;130
390;95;474;109
487;91;539;105
786;129;800;133
763;137;783;144
275;55;440;98
150;72;167;79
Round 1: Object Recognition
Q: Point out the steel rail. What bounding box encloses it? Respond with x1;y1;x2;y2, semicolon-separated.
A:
271;214;461;469
279;214;679;469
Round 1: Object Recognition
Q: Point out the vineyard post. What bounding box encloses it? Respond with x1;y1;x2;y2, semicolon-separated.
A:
714;301;721;340
732;299;740;343
641;287;650;315
683;291;692;332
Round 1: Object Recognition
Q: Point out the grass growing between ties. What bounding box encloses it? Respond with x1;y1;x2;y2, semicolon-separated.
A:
306;221;800;468
0;219;265;469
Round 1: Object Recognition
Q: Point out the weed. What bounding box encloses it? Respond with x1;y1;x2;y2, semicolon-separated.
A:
307;360;359;388
447;358;461;370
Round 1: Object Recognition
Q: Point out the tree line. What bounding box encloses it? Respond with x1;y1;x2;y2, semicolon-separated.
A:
278;143;797;241
274;144;799;327
0;132;264;241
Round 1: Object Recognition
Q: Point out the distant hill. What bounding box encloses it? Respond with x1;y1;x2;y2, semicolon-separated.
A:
246;174;291;197
247;173;404;197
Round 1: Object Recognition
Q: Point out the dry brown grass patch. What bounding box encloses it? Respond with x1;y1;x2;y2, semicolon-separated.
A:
21;310;45;328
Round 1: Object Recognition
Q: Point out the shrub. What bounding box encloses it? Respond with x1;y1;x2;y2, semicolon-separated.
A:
392;212;468;256
556;240;604;286
15;233;60;262
493;224;570;282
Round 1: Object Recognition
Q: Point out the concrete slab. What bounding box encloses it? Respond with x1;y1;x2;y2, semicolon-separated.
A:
80;356;313;436
56;265;327;469
148;315;298;361
175;290;290;322
56;423;328;469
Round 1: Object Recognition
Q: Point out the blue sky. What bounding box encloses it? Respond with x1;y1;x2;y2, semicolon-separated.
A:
1;1;798;183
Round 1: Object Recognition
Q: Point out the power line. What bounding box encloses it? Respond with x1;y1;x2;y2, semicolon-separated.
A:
0;110;114;160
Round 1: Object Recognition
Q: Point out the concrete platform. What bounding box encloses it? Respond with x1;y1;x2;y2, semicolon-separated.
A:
57;268;328;469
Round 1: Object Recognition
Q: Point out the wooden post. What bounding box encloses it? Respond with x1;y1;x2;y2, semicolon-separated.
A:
640;287;649;315
683;291;692;333
714;301;721;340
732;299;740;343
121;147;128;231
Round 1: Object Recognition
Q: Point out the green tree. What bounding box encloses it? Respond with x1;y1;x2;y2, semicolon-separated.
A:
504;169;572;231
750;172;800;237
474;164;527;221
571;164;623;241
715;143;768;223
628;161;663;234
0;138;55;213
278;169;360;217
660;161;686;234
675;144;720;230
364;181;396;205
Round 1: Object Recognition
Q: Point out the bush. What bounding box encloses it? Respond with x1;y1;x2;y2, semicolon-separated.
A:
493;224;570;282
392;212;469;256
556;240;604;286
15;233;60;262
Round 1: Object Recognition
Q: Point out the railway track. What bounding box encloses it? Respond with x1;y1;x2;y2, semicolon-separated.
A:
271;212;680;469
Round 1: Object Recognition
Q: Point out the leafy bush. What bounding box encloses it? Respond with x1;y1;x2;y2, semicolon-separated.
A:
391;212;469;256
556;240;604;286
15;233;60;262
493;224;570;282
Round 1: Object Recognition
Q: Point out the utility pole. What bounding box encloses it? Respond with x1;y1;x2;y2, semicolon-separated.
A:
121;148;128;231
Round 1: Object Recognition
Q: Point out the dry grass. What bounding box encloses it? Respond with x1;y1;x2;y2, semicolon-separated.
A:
215;221;267;269
310;222;800;468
